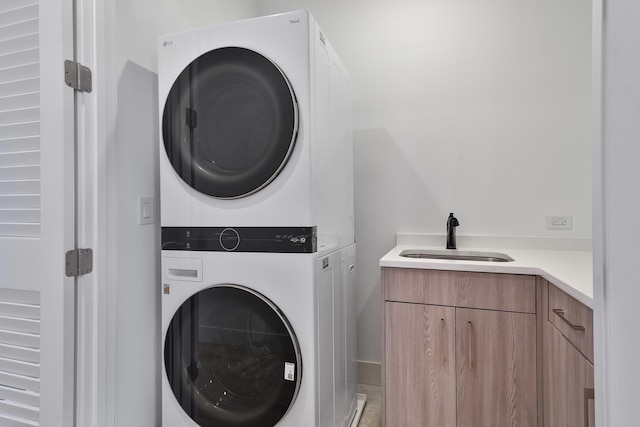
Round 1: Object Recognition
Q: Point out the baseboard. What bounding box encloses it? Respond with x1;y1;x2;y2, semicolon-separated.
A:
357;361;381;386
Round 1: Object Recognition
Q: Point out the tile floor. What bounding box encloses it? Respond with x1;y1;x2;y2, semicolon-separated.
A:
356;384;381;427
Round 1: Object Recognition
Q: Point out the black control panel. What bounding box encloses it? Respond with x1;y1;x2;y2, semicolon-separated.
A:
161;227;317;253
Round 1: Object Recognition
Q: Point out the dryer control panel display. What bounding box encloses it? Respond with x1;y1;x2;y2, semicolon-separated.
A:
161;226;317;253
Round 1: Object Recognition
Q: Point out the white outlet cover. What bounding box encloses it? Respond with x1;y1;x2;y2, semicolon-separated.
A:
545;215;573;230
139;196;154;225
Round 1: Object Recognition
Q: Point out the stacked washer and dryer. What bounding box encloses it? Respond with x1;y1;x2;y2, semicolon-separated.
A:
158;11;357;427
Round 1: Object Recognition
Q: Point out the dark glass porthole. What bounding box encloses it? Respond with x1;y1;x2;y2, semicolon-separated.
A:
164;285;302;426
162;47;299;199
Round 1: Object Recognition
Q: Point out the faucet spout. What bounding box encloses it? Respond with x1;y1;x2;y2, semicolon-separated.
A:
446;213;459;250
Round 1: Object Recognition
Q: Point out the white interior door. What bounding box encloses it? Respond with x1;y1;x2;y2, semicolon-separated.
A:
0;0;76;426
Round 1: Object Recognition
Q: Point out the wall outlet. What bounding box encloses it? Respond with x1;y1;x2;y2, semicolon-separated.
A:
545;215;573;230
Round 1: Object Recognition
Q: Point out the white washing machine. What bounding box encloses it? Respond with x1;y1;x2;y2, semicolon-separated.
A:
161;241;357;427
158;10;354;255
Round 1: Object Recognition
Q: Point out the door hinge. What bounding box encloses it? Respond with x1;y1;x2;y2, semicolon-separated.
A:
64;60;92;93
66;248;93;277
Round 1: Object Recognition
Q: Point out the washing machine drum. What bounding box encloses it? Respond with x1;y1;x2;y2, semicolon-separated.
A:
162;47;299;199
164;285;302;427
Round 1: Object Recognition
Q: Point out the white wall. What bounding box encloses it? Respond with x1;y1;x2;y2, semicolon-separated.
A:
106;1;258;425
597;0;640;425
257;0;593;364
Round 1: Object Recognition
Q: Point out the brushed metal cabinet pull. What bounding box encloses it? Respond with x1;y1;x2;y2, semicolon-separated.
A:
468;321;473;369
440;318;445;366
552;308;586;331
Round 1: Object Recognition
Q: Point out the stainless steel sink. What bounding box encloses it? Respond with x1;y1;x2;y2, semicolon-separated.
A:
399;249;514;262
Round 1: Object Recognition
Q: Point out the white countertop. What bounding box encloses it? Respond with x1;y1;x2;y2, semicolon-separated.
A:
380;234;593;308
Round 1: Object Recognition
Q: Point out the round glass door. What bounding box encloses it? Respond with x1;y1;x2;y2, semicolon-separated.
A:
162;47;299;199
164;285;302;427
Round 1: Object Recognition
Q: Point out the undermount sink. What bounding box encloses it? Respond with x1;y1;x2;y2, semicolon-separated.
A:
399;249;514;262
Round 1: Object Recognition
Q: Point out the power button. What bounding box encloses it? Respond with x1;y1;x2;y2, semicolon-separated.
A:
219;228;240;251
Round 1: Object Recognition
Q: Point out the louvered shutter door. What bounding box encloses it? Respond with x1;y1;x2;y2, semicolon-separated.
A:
0;1;76;425
0;0;40;239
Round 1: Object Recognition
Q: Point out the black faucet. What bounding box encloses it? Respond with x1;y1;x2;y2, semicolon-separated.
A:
446;213;459;249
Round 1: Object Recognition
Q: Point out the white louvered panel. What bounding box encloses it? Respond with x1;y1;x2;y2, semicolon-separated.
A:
0;92;38;112
0;290;38;306
0;63;38;85
0;386;38;409
0;343;39;364
0;315;39;334
0;357;38;378
0;137;39;153
0;288;40;308
0;400;38;423
0;330;38;349
0;288;41;426
0;49;38;71
0;415;38;427
0;1;38;14
0;224;38;237
0;122;38;139
0;166;39;181
0;122;40;139
0;195;39;209
0;414;38;427
0;179;39;194
0;18;38;42
0;151;39;171
0;151;39;166
0;302;39;320
0;4;38;27
0;33;38;57
0;371;38;393
0;208;38;223
0;79;38;98
0;107;39;126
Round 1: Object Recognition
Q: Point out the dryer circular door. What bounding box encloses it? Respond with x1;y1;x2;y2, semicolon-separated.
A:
164;285;302;427
162;47;299;199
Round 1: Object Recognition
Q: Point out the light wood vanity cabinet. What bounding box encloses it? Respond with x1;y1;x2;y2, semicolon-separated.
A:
385;301;456;425
541;278;595;427
382;268;538;427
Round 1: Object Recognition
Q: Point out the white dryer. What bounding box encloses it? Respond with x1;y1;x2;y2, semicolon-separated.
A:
158;11;354;255
161;241;357;427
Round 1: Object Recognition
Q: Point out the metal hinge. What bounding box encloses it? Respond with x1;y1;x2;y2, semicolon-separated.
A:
65;248;93;277
64;60;92;92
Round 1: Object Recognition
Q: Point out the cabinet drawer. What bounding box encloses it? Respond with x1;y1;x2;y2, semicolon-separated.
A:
458;272;536;313
548;285;593;363
384;268;458;306
383;268;536;313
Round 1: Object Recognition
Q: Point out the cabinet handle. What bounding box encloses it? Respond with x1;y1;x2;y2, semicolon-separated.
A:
468;321;473;369
552;308;586;331
440;318;445;366
584;387;595;427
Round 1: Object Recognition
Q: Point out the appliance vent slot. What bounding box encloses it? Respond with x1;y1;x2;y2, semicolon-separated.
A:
0;287;41;426
0;0;41;239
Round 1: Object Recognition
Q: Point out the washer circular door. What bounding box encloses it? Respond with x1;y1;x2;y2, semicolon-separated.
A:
162;47;299;199
164;285;302;427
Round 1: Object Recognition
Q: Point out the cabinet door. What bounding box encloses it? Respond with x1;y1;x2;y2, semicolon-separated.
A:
385;302;456;426
456;308;537;427
545;323;595;427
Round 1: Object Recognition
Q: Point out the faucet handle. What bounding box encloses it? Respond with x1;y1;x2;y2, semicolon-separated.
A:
448;213;459;227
